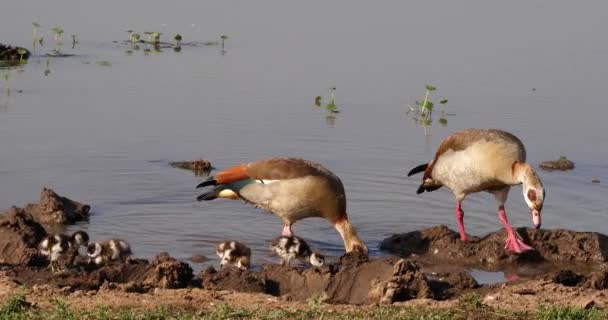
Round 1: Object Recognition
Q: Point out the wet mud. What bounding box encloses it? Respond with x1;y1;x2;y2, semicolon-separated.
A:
1;187;90;225
2;199;608;305
170;159;213;176
380;225;608;269
539;157;575;171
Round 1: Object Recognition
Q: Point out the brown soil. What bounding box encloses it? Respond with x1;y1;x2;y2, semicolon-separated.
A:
170;159;213;176
539;157;575;171
0;207;47;265
380;225;608;270
1;204;608;310
1;187;90;225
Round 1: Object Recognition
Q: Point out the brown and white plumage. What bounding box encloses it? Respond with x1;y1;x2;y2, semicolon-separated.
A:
216;240;251;270
196;158;367;254
38;230;89;273
271;235;325;267
408;129;545;253
86;239;132;265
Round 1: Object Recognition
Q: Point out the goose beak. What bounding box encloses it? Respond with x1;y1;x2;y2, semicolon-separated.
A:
531;209;541;229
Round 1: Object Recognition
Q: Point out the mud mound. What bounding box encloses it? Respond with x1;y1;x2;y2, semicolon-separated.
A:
380;226;608;268
170;159;213;176
0;207;47;265
6;253;194;291
196;267;266;293
540;157;575;171
0;43;30;62
195;255;441;305
551;269;608;290
142;253;194;289
20;187;90;224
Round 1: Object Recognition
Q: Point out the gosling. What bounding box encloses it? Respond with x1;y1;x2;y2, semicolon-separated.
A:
270;235;325;267
87;239;132;265
216;240;251;270
38;230;89;273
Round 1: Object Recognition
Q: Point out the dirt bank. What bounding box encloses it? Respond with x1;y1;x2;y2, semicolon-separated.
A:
0;187;90;225
380;225;608;270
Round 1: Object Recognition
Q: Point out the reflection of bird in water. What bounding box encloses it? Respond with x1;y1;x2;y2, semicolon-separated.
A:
196;158;367;254
271;235;325;267
87;239;132;265
38;230;89;273
408;129;545;253
216;240;251;270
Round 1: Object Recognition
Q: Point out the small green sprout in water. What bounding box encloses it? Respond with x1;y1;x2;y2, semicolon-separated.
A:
314;96;322;107
131;33;141;44
220;34;228;49
44;58;51;76
51;27;64;45
96;61;111;67
152;32;161;44
407;84;450;134
16;48;28;64
174;34;182;48
71;34;78;48
314;87;340;126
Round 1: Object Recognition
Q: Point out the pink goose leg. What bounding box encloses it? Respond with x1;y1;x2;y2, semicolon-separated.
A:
281;224;293;237
499;206;533;253
456;201;467;241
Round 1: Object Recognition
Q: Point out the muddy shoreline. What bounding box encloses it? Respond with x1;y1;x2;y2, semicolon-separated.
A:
1;191;608;310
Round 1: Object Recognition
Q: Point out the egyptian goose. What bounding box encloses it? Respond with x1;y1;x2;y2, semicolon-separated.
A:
271;235;325;267
38;230;89;273
87;239;132;265
408;129;545;253
216;240;251;270
196;158;368;254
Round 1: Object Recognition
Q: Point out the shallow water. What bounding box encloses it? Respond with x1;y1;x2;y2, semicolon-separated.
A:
2;1;608;275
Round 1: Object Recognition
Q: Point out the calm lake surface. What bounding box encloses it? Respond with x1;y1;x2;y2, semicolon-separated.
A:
2;1;607;271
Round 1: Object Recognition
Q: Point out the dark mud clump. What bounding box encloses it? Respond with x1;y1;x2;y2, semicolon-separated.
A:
550;269;608;290
0;207;47;265
539;157;575;171
380;226;608;269
195;266;266;293
6;253;193;291
143;253;194;289
170;159;213;176
19;187;90;225
195;254;442;305
0;43;30;62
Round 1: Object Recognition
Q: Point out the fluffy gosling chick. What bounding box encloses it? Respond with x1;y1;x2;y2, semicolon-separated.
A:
270;236;325;267
38;230;90;273
87;239;132;266
216;241;251;270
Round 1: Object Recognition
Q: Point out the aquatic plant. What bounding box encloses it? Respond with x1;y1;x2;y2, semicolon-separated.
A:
174;34;182;48
44;58;51;76
32;22;41;49
314;87;340;126
16;48;28;64
96;61;111;67
152;32;161;44
406;84;449;134
71;34;78;48
51;27;64;45
220;34;228;49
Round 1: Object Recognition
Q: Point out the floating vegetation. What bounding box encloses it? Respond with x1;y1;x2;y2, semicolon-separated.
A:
96;61;111;67
406;85;450;135
314;87;340;126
